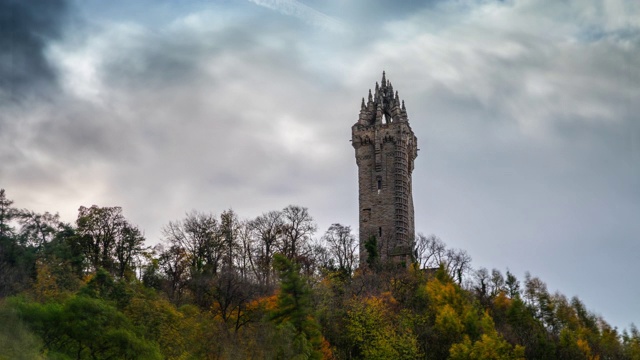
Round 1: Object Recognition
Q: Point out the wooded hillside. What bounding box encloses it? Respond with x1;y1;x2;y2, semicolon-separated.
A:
0;189;638;359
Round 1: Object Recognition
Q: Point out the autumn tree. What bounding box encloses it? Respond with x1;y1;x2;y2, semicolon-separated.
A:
345;294;420;359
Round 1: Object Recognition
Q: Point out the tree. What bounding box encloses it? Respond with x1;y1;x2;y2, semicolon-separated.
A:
114;223;145;279
0;305;44;360
271;253;325;359
0;190;34;296
12;295;162;359
364;235;378;270
220;209;241;271
0;189;16;240
157;244;190;304
76;205;145;278
249;210;284;287
163;211;224;276
414;233;471;283
163;211;225;307
211;268;255;332
16;210;60;250
345;294;420;359
281;205;317;261
322;223;358;276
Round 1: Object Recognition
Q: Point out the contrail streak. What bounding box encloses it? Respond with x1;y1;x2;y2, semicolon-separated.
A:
249;0;346;33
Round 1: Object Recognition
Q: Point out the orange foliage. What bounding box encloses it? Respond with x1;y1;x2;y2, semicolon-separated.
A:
493;291;511;310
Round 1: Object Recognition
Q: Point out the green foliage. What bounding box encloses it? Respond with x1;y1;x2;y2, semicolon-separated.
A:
0;304;44;360
79;268;133;308
10;295;161;359
271;254;325;359
364;235;378;269
1;195;639;360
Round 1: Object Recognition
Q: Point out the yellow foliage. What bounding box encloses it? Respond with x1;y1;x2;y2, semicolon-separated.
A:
345;295;420;359
435;304;464;337
493;291;511;310
577;338;600;360
450;333;525;360
32;261;59;302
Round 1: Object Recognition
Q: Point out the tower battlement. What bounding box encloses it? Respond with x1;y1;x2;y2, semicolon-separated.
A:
352;72;418;266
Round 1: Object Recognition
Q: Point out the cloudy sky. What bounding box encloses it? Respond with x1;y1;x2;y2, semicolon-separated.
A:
1;0;639;329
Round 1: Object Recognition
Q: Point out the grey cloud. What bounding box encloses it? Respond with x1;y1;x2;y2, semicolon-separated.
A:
1;10;353;241
0;0;71;104
2;0;639;329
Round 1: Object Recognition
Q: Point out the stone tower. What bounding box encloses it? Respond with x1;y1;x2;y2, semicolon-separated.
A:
352;72;418;266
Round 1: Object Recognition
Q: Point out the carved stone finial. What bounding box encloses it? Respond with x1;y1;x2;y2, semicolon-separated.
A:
381;71;386;85
402;100;406;111
361;97;366;109
368;89;373;102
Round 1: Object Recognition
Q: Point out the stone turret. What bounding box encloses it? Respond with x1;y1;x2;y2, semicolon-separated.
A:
352;72;418;266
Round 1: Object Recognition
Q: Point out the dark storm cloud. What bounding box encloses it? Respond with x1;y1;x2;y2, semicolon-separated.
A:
0;5;353;240
0;0;71;102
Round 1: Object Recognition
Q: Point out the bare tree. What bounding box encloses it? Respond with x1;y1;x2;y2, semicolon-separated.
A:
220;209;241;271
280;205;317;261
248;210;283;287
414;233;471;283
322;223;358;275
157;244;190;304
163;211;224;276
235;219;254;281
414;233;446;269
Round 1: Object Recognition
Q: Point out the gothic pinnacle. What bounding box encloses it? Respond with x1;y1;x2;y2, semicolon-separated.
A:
361;97;366;109
381;71;386;85
402;100;406;111
368;89;373;102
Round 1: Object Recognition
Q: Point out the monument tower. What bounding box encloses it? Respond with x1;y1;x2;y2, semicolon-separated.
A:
352;72;418;266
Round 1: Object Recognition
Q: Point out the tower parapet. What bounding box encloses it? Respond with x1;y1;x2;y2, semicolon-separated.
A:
352;72;418;266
